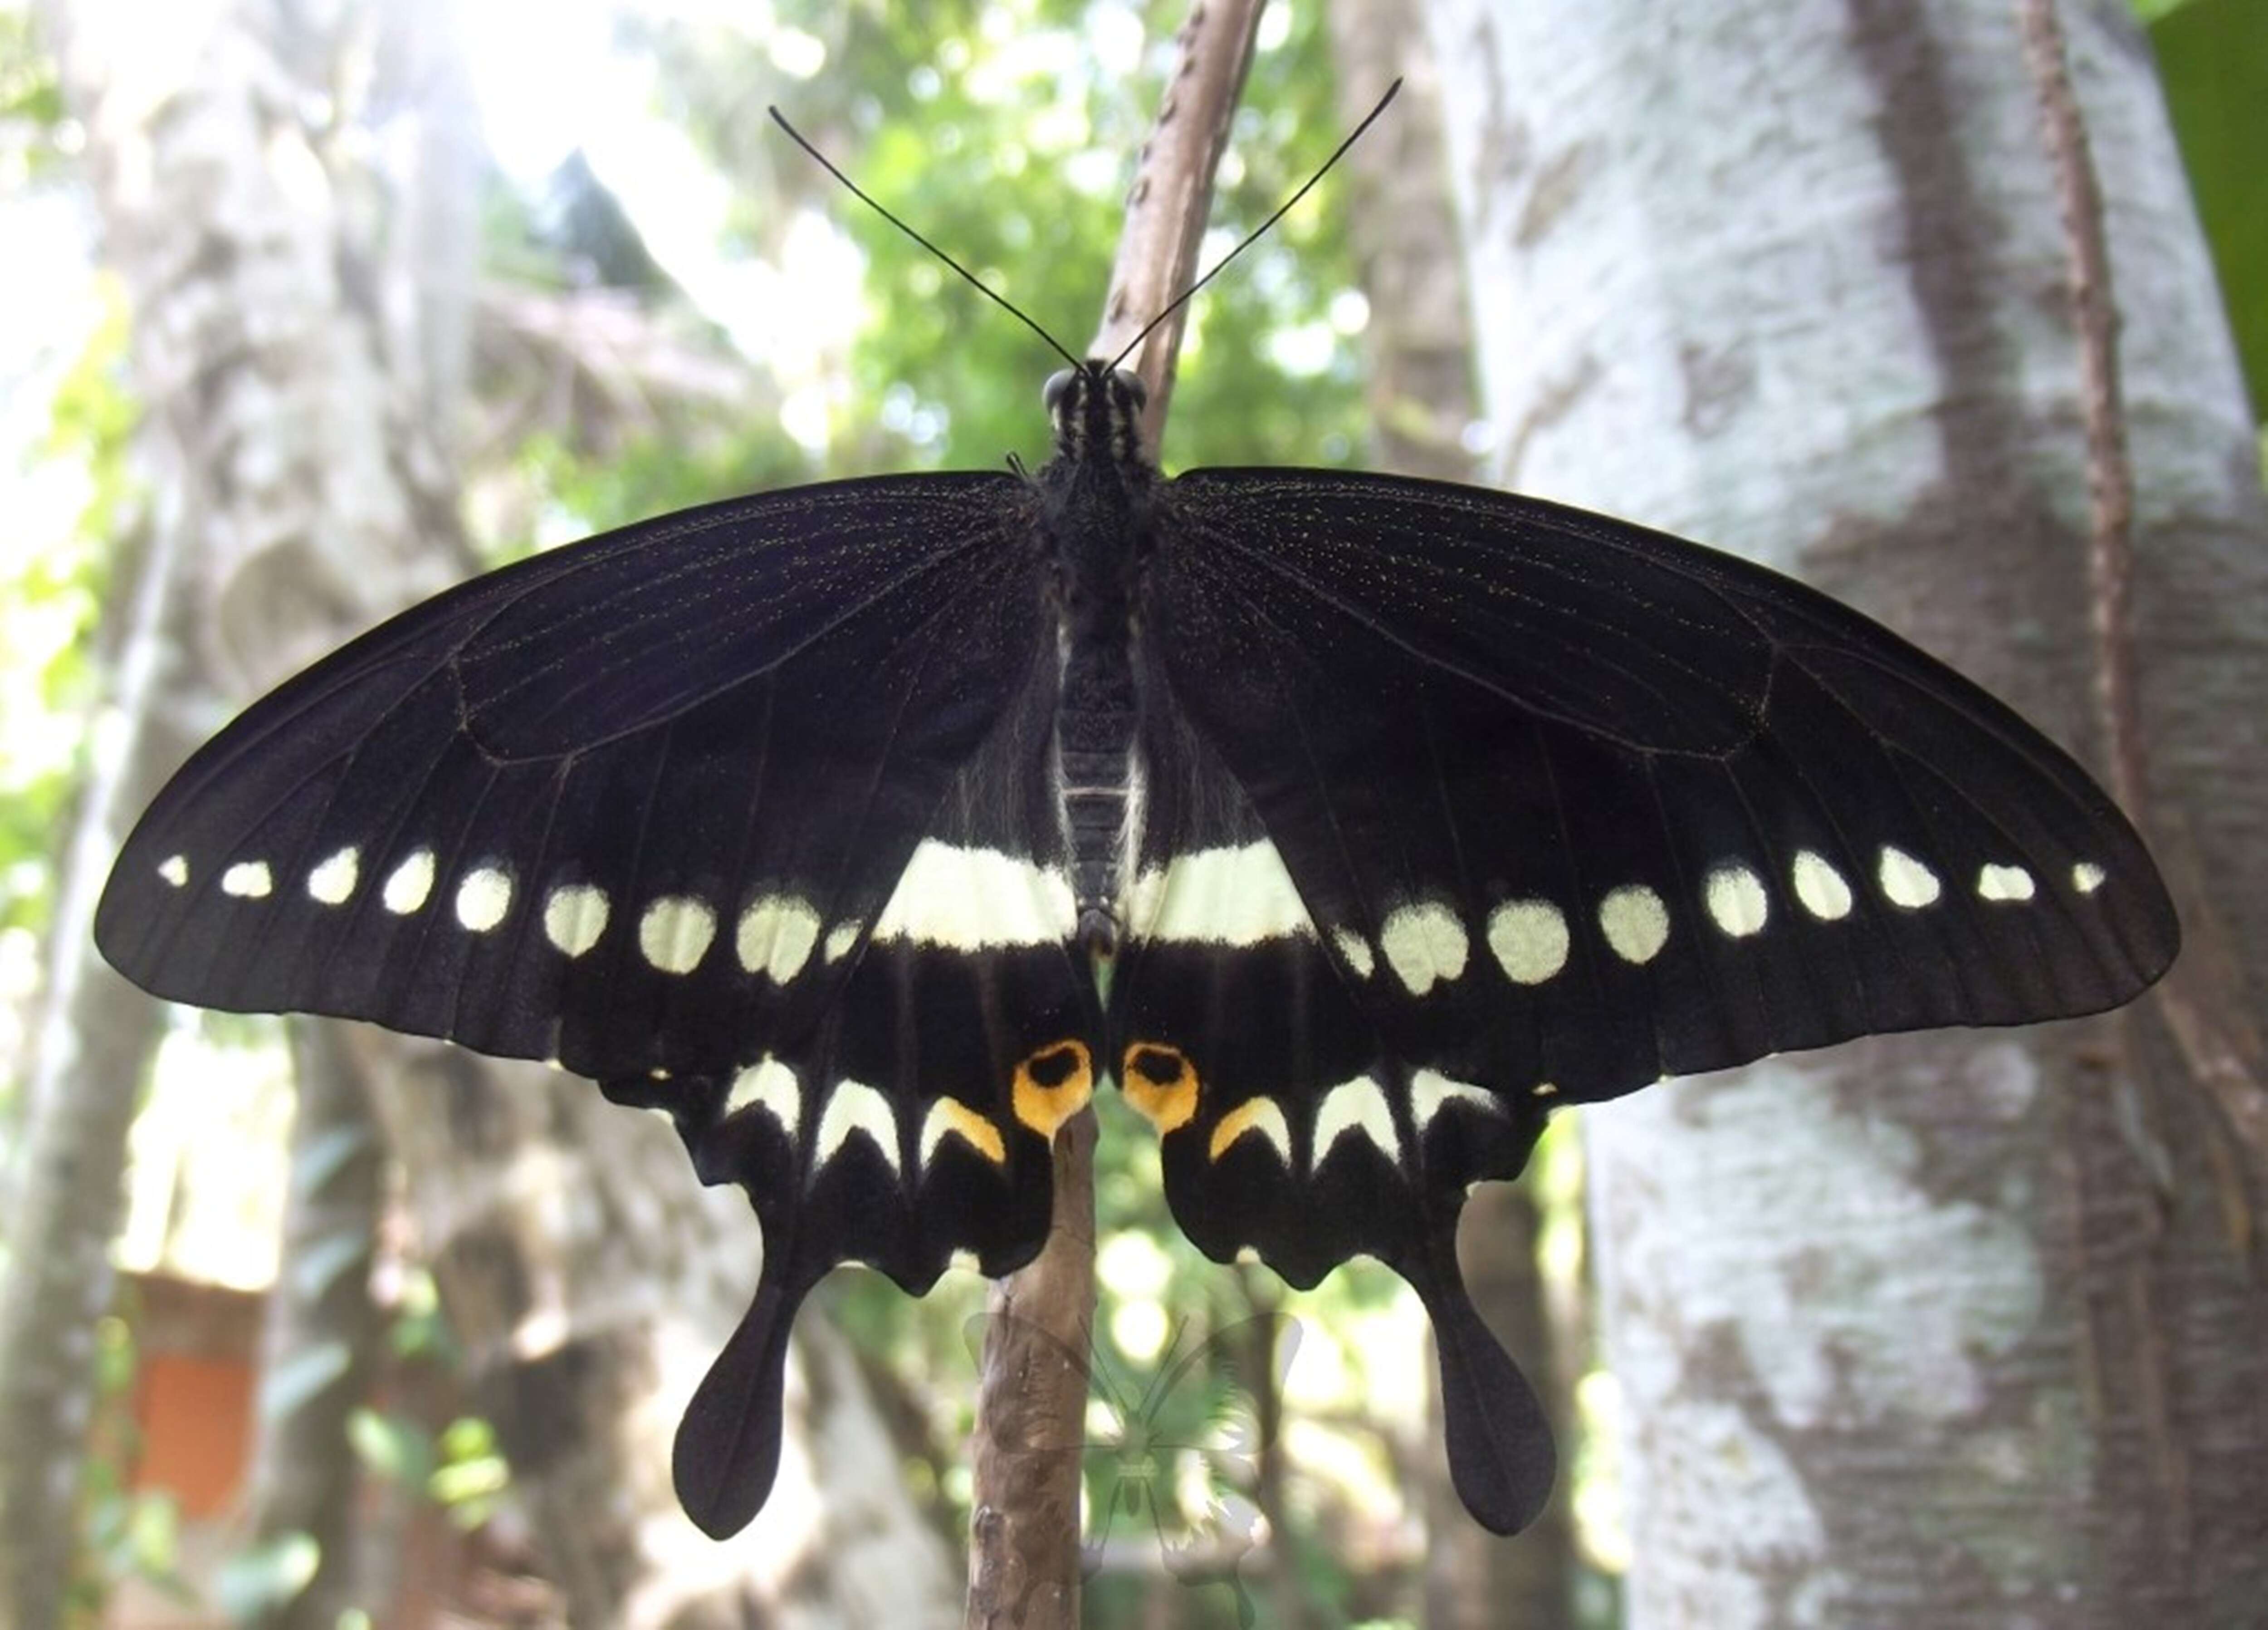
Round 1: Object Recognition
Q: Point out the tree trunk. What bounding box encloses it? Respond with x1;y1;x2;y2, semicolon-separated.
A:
1426;0;2268;1621
1321;4;1582;1623
34;0;961;1621
239;1020;388;1630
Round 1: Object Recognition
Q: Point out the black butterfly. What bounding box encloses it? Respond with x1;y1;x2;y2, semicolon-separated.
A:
94;127;2178;1542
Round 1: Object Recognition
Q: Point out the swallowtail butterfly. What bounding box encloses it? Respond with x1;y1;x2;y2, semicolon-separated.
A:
95;124;2177;1542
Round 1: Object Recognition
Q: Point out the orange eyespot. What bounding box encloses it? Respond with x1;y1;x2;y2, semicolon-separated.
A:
1121;1042;1200;1134
1012;1039;1094;1141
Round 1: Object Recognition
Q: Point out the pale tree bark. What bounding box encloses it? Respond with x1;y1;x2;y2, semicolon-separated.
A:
29;0;960;1623
1320;4;1580;1623
1426;0;2268;1623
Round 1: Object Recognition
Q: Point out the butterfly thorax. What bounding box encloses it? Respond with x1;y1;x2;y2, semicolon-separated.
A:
1038;363;1157;952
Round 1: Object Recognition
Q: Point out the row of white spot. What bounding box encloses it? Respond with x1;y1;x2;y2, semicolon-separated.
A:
719;1055;1004;1178
1129;840;2107;999
176;843;864;982
1206;1066;1534;1173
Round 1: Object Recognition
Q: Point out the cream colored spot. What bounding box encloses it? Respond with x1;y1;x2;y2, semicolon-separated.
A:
1705;864;1769;938
1381;903;1469;996
158;854;189;888
725;1055;800;1137
455;867;513;932
824;920;863;962
1311;1075;1400;1170
543;884;610;957
947;1249;983;1274
307;847;359;905
815;1079;900;1176
872;841;1075;949
919;1099;1007;1167
382;849;435;914
1411;1069;1500;1131
221;861;272;899
1878;845;1942;908
2072;862;2106;895
1532;1082;1561;1099
639;895;717;974
1331;927;1376;978
737;896;821;982
1598;884;1671;965
1123;841;1315;944
1488;898;1569;984
1978;864;2035;902
1208;1097;1293;1164
1792;850;1853;921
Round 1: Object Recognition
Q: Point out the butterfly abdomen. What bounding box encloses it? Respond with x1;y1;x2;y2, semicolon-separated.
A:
1041;363;1162;948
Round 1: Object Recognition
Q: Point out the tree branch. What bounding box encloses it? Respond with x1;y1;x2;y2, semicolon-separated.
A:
2018;0;2268;1200
964;8;1264;1625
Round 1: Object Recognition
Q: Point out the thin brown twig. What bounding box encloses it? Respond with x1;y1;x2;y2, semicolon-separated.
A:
963;8;1266;1626
2016;0;2268;1219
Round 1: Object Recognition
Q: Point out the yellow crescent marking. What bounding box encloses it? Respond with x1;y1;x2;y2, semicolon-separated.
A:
1012;1039;1093;1141
1122;1042;1200;1134
921;1098;1007;1167
1208;1096;1291;1163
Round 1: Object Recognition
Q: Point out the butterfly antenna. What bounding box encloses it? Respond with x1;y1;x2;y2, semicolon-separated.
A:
770;107;1084;372
1108;78;1403;371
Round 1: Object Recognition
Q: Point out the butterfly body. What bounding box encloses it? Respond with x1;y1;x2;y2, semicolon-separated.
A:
97;356;2176;1540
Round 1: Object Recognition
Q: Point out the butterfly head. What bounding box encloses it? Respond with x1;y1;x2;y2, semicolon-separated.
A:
1044;362;1149;468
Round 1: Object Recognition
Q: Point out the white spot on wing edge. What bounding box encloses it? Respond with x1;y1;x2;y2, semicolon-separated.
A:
1977;863;2035;902
815;1079;901;1175
1310;1074;1399;1171
1410;1069;1501;1132
307;847;359;905
2072;861;2106;895
382;849;436;914
1208;1097;1294;1163
543;884;610;957
1381;902;1469;996
1598;884;1671;965
639;895;717;974
1488;898;1569;984
1331;927;1376;978
455;867;513;932
1704;864;1769;937
1124;840;1315;945
158;854;189;888
221;860;273;899
1878;845;1942;908
824;920;863;962
725;1055;801;1139
871;840;1075;949
1792;850;1853;921
737;895;822;981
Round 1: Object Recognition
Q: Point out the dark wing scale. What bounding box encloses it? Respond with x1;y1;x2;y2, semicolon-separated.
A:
97;471;1097;1538
1118;468;2177;1533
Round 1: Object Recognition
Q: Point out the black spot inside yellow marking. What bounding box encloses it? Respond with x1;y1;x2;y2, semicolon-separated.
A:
1121;1042;1199;1134
1012;1039;1093;1140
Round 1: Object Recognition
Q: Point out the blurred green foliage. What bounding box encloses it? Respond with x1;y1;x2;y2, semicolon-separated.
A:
2145;0;2268;418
